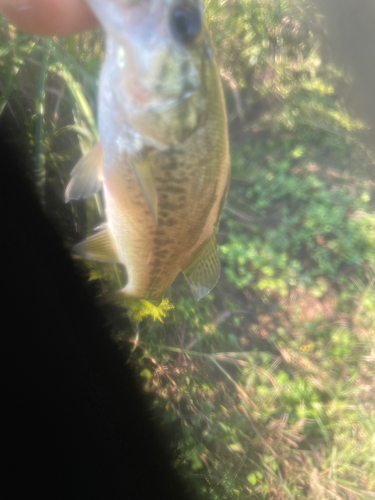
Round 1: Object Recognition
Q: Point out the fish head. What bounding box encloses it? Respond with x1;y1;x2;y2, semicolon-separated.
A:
87;0;217;148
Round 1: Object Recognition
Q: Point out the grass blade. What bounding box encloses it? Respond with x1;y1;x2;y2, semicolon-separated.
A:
34;47;50;205
49;61;98;141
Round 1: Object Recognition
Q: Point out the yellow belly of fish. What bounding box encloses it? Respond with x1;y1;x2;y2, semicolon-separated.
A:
103;165;219;301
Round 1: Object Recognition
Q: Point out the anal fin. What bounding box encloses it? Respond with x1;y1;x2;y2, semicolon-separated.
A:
183;233;221;301
73;224;120;263
65;142;103;202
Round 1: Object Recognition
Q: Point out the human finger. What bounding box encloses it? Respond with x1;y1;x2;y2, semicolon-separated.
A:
0;0;98;36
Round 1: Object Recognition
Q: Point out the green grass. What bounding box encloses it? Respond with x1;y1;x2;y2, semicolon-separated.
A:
1;1;374;498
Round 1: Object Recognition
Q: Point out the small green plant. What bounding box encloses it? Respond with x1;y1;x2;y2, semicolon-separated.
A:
125;298;174;323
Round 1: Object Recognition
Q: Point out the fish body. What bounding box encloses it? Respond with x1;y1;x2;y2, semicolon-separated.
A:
66;0;230;301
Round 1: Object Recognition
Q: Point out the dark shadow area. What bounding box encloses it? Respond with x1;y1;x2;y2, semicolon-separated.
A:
0;112;192;499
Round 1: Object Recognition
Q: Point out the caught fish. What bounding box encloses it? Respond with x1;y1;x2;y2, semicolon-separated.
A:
65;0;230;302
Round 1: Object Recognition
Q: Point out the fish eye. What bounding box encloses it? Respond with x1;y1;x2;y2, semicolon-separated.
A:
170;4;202;46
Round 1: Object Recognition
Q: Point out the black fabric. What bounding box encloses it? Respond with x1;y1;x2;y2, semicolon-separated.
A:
0;115;191;500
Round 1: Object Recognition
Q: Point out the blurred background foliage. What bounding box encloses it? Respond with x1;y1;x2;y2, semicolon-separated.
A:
1;0;374;498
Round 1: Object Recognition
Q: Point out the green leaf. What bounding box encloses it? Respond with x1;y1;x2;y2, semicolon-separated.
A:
229;443;244;453
247;473;257;486
140;369;152;379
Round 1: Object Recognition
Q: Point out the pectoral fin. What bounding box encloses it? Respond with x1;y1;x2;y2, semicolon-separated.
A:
183;233;221;301
72;224;120;263
131;155;158;225
65;142;103;202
